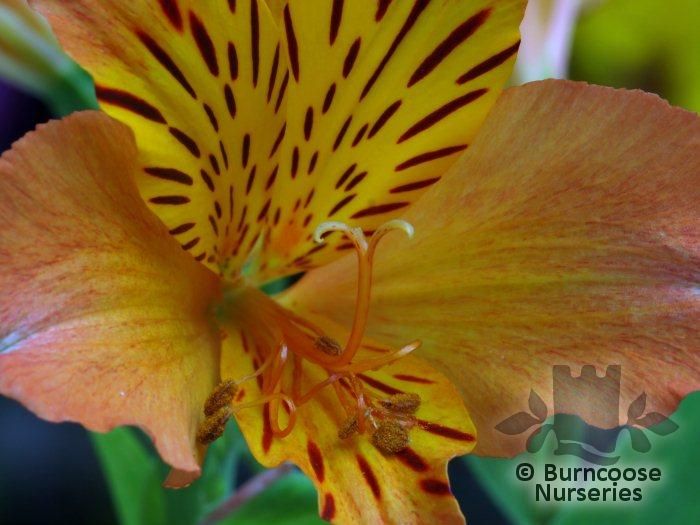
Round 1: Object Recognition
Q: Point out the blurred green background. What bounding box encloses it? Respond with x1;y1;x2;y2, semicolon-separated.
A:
0;1;698;524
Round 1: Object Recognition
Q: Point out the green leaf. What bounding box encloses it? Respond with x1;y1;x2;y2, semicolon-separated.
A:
92;420;247;525
218;471;324;525
90;427;167;525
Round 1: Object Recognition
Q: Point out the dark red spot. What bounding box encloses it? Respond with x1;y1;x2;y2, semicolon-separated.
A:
250;0;260;86
181;237;200;250
169;223;195;235
275;71;290;113
330;0;344;45
395;144;468;171
242;133;251;167
189;12;219;76
398;88;487;143
209;154;220;175
208;215;219;234
368;100;401;138
304;189;315;208
321;493;336;521
352;123;368;147
396;448;429;472
329;194;356;216
420;478;452;495
169;127;201;157
214;200;222;219
376;0;392;21
150;195;190;205
203;103;219;131
303;214;313;227
267;44;280;101
307;151;319;174
345;171;367;191
356;455;381;499
219;141;229;168
224;84;237;118
335;163;357;189
357;373;403;395
95;86;165;123
390;177;440;193
228;42;239;80
417;419;475;441
307;441;325;482
144;167;193;185
235;388;245;401
137;31;196;98
257;199;271;221
393;374;435;384
288;147;299;178
228;0;237;13
265;165;279;190
273;207;281;225
269;123;286;158
322;83;336;114
194;252;206;261
408;9;491;87
351;202;409;219
283;5;300;81
343;38;361;77
361;0;430;100
457;41;520;84
304;107;314;140
262;403;273;452
159;0;183;30
200;169;215;192
333;116;352;151
246;166;257;195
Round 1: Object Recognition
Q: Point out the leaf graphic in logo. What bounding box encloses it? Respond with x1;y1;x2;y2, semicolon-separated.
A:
638;412;679;435
526;423;553;453
628;426;651;453
528;389;547;422
495;412;541;435
627;392;647;421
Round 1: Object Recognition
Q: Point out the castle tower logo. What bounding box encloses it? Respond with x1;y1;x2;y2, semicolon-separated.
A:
495;365;678;465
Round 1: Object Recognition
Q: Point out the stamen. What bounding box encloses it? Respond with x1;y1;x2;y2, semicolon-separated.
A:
366;219;414;261
326;340;421;374
204;379;238;416
197;406;232;445
338;415;359;439
314;335;343;356
379;393;421;414
371;420;409;454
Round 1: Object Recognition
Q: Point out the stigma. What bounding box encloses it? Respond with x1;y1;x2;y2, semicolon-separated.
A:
198;220;422;455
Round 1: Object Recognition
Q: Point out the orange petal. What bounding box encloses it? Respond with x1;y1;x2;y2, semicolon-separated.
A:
219;291;474;524
285;80;700;457
0;112;221;482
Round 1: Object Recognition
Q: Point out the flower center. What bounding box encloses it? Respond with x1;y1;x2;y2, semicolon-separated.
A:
198;220;422;454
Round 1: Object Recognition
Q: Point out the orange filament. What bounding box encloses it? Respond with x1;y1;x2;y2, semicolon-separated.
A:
217;219;418;449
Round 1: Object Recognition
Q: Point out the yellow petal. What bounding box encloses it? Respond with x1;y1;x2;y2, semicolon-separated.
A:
219;288;474;523
285;80;700;457
33;0;525;283
0;112;221;482
258;0;526;278
31;0;286;275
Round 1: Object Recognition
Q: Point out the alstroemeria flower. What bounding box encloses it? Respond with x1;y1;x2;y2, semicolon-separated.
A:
1;1;698;524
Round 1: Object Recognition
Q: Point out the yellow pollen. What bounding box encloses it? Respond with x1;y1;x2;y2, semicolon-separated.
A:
338;415;359;439
314;335;343;356
196;406;232;445
379;393;421;414
203;379;238;416
371;420;410;454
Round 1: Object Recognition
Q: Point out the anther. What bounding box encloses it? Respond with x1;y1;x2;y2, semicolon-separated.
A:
314;335;343;356
203;379;238;416
196;406;232;445
379;393;421;414
337;415;359;439
372;420;409;454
